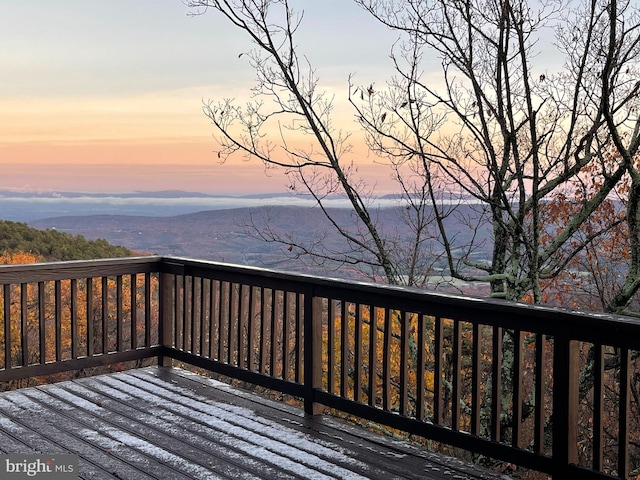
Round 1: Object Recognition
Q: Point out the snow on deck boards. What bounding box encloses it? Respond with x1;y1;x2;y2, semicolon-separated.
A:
0;367;511;480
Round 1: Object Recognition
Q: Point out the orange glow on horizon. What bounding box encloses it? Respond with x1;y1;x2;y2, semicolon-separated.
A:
1;135;395;195
0;87;397;194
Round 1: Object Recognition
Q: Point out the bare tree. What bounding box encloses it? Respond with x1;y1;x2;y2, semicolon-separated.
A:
345;5;640;472
187;0;444;287
349;0;640;306
189;0;640;310
186;3;640;473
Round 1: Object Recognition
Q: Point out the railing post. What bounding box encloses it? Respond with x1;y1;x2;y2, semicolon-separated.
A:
304;291;323;416
159;272;174;367
551;335;579;479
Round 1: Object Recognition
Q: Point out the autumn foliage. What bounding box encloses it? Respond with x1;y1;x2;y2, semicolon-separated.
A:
0;220;132;261
534;147;640;315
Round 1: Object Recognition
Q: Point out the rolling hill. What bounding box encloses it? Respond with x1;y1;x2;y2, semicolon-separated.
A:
28;204;492;280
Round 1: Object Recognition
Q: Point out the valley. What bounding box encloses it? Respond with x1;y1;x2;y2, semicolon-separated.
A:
27;203;493;290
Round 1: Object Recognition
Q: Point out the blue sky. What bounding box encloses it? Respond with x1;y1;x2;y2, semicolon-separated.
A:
1;1;396;96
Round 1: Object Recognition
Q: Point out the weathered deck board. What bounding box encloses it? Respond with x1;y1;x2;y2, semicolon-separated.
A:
0;367;511;480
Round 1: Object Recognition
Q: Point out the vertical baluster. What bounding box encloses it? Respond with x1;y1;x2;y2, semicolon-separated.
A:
4;284;11;369
71;279;78;359
190;276;197;354
512;330;523;447
471;323;481;435
182;275;189;352
199;277;206;356
340;301;349;398
416;313;426;421
255;286;262;371
86;278;94;357
56;280;63;361
236;284;245;368
229;282;236;364
144;272;151;348
131;274;137;350
228;282;237;365
282;291;292;382
116;276;123;353
178;275;184;351
248;286;256;371
400;311;409;416
174;275;180;350
491;326;503;442
214;281;224;361
20;283;28;366
368;305;377;407
354;303;363;403
159;272;174;361
39;281;46;364
534;334;546;455
326;299;336;393
101;277;108;354
452;320;461;431
434;316;443;425
592;344;604;470
618;347;630;479
303;294;323;416
382;308;391;411
212;280;220;360
269;288;277;376
225;282;236;364
296;292;303;384
277;290;284;378
173;275;184;349
260;287;269;373
219;281;229;362
551;337;578;478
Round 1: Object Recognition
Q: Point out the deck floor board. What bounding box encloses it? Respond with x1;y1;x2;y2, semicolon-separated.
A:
0;367;511;480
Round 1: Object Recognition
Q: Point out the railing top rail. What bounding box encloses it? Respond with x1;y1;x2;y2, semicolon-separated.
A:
165;256;640;346
1;254;639;346
0;255;163;283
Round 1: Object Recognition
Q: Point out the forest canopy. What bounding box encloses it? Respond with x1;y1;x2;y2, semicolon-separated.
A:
0;220;132;262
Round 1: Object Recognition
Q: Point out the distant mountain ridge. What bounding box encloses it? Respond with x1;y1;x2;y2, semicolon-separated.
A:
28;206;370;266
1;190;406;222
0;189;345;200
28;204;492;279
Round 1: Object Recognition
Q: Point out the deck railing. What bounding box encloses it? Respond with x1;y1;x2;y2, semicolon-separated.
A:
1;256;639;479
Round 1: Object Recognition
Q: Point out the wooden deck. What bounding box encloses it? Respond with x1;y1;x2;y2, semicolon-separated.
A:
0;366;512;480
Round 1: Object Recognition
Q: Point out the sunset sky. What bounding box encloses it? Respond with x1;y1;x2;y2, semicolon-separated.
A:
0;1;399;194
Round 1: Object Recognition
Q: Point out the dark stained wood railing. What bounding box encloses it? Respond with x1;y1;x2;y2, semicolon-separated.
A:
0;257;162;382
1;255;639;479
